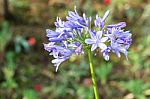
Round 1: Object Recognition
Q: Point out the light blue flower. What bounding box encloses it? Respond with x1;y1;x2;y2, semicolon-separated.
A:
95;10;110;28
85;30;108;51
105;22;132;59
111;42;128;59
75;44;83;54
66;7;91;29
101;46;111;61
54;17;65;28
44;7;132;71
107;22;126;29
52;57;69;72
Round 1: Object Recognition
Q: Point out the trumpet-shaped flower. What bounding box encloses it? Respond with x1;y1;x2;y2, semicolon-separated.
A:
52;57;69;72
105;22;132;59
95;10;110;28
101;46;111;61
85;30;108;51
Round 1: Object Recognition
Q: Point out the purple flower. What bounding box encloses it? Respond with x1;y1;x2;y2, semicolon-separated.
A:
44;43;73;58
46;29;61;38
46;29;67;43
54;17;73;34
54;17;65;28
44;43;60;58
44;7;132;71
105;22;132;59
111;42;128;59
85;30;108;51
116;34;132;45
66;7;91;29
95;10;110;28
101;46;111;61
107;22;126;29
52;57;69;72
75;44;83;54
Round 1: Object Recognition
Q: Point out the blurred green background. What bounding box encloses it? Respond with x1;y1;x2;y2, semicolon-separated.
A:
0;0;150;99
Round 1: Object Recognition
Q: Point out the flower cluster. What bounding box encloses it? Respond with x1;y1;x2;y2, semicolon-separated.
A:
44;7;132;71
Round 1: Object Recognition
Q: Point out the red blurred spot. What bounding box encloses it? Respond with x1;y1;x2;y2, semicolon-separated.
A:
34;84;42;91
104;0;111;5
28;37;36;46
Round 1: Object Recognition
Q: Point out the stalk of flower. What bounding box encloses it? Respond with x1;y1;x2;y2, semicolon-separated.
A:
44;6;132;99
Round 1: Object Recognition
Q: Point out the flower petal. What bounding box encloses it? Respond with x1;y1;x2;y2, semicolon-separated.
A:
52;57;68;72
98;43;107;50
46;29;60;38
102;10;110;22
89;30;96;39
103;53;109;61
48;38;64;42
114;50;121;58
107;22;126;28
101;37;108;42
119;47;128;60
91;43;97;51
85;39;95;44
96;31;103;39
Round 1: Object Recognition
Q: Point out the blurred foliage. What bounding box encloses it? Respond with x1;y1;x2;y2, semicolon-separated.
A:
96;63;112;85
0;0;150;99
120;80;150;99
23;89;39;99
0;21;12;52
10;0;29;9
14;36;30;53
126;35;150;72
1;51;18;98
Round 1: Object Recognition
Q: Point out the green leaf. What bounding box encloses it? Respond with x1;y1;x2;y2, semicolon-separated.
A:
6;51;16;70
120;80;150;98
96;63;112;84
2;78;18;89
23;89;39;99
0;21;12;52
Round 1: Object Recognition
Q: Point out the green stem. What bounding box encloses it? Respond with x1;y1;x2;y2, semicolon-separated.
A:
88;50;100;99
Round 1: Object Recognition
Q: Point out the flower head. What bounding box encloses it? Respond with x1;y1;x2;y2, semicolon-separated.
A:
105;22;132;59
44;7;132;71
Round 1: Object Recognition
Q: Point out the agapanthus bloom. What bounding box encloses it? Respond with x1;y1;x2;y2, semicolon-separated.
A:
44;7;132;71
85;30;108;51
